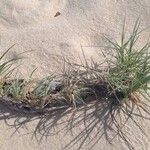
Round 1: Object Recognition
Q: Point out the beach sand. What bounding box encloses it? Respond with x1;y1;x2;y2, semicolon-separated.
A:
0;0;150;149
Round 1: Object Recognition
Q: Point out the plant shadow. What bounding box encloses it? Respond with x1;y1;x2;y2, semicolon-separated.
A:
0;96;149;150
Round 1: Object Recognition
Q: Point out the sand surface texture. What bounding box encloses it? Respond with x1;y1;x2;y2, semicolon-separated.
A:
0;0;150;150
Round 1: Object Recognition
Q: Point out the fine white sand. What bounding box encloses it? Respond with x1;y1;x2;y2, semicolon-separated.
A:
0;0;150;150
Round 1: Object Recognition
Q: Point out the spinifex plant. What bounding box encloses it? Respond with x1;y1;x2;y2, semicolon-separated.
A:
107;20;150;103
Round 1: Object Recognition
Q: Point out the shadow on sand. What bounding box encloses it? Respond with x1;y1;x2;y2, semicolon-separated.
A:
0;97;149;150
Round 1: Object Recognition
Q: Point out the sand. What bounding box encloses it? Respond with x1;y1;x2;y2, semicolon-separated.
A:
0;0;150;150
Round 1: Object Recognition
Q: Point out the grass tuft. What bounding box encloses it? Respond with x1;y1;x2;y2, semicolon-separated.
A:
106;20;150;103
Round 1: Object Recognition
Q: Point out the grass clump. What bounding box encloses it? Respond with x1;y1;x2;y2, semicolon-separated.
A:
0;19;149;114
3;78;26;100
0;45;21;96
106;20;150;103
2;75;59;107
30;75;56;99
59;66;95;107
